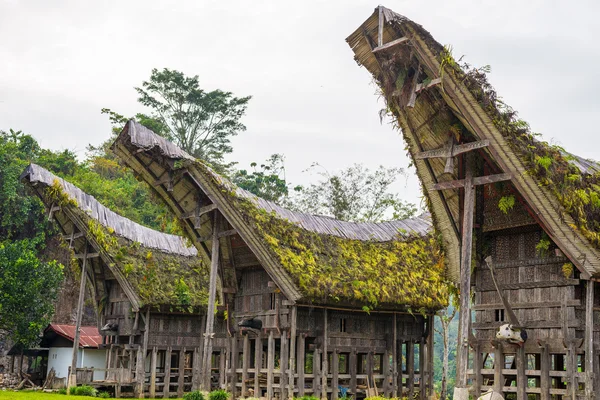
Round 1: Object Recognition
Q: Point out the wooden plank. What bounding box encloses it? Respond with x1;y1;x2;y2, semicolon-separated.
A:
322;309;328;400
254;336;261;397
377;6;383;47
68;243;89;390
456;156;475;395
298;334;306;397
242;335;249;397
288;306;297;400
267;330;275;400
202;211;220;390
372;37;409;53
163;347;172;398
150;347;157;397
73;252;100;259
430;172;511;191
218;229;237;238
417;140;490;160
415;77;442;93
181;203;217;220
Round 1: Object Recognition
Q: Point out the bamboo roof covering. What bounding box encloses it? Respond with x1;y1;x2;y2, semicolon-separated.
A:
113;121;448;311
347;6;600;281
21;164;208;309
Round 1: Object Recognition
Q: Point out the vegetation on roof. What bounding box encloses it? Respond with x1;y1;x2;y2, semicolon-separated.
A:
192;161;448;311
437;46;600;248
45;181;209;309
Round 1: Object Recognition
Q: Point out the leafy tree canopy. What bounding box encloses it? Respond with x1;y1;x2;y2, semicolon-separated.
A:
292;164;417;222
232;154;295;204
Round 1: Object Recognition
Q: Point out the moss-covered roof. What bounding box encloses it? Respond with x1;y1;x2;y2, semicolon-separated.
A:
347;6;600;280
21;164;208;309
113;121;449;311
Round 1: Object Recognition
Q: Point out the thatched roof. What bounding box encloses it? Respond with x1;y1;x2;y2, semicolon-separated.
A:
113;121;448;311
21;164;208;309
347;6;600;281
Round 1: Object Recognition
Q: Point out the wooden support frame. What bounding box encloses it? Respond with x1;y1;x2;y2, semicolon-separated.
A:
67;242;89;391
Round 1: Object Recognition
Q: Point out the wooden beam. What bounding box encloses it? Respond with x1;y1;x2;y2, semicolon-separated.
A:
181;203;217;220
218;229;237;238
377;6;384;47
201;211;220;390
415;77;442;93
73;252;100;259
67;242;88;391
153;171;174;192
372;36;409;53
430;172;511;191
288;306;297;400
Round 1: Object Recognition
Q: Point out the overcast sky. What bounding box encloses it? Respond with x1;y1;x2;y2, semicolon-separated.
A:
1;0;599;209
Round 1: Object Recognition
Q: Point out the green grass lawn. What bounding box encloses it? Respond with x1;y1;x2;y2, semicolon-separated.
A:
0;391;184;400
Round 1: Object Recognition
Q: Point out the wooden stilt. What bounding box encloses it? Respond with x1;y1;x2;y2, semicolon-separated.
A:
350;350;357;399
230;337;239;396
135;309;150;398
332;349;339;400
427;315;435;398
392;314;398;398
242;335;249;397
219;349;225;388
585;280;595;400
192;347;200;391
289;306;297;400
177;348;186;398
322;309;328;400
383;347;391;397
267;330;275;400
68;242;89;391
164;347;172;398
516;345;526;400
9;355;14;373
419;338;426;400
473;342;482;398
540;342;549;400
202;211;220;390
280;331;289;399
150;347;157;398
313;349;321;399
407;340;414;398
297;334;306;397
254;336;262;397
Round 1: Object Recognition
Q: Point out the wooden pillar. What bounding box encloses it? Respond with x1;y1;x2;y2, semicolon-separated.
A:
8;355;14;373
242;335;250;397
230;336;239;396
135;308;150;398
455;156;475;400
516;345;526;400
322;309;328;400
297;334;306;397
288;306;297;400
280;331;289;400
331;349;339;400
192;346;200;391
427;315;435;397
407;340;415;398
473;342;482;398
567;342;577;400
163;347;172;398
349;350;357;399
419;338;426;400
540;343;550;400
367;352;373;392
267;330;275;400
254;336;262;397
177;348;186;398
585;280;595;400
149;347;157;398
383;347;391;397
219;349;226;388
314;349;321;399
202;211;220;390
68;242;89;391
492;341;503;393
392;314;398;397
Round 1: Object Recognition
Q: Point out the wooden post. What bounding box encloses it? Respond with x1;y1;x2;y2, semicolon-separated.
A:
313;349;321;399
8;355;14;373
392;314;398;397
427;315;435;397
585;280;595;400
149;347;157;398
473;342;482;398
332;349;339;400
242;335;250;397
288;306;297;400
192;347;200;391
455;156;475;400
322;309;328;400
280;331;289;400
540;343;550;400
67;243;89;392
350;350;357;399
267;330;275;400
177;348;186;398
163;347;172;398
298;334;306;397
419;338;426;400
492;341;503;393
254;336;262;397
568;342;577;400
202;211;220;390
219;349;225;388
407;340;415;398
516;345;526;400
383;347;391;397
135;309;150;398
230;336;239;396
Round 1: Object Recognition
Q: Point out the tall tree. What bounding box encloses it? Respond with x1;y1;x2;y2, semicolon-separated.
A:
232;154;293;204
292;164;417;222
134;68;251;173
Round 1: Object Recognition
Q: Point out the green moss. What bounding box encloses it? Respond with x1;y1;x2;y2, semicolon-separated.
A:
194;162;448;311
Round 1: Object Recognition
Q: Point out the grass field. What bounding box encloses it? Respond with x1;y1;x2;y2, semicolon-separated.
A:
0;391;185;399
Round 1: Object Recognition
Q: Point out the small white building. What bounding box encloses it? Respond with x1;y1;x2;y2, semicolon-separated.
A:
43;324;106;381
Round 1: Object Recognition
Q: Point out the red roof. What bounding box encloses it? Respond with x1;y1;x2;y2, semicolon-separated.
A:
46;324;102;348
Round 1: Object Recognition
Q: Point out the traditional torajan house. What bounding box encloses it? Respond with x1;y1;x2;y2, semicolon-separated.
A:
348;6;600;400
21;164;207;397
111;121;448;399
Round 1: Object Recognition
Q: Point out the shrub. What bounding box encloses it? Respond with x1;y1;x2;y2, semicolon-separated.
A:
69;385;98;397
98;391;112;398
296;397;319;400
208;389;230;400
57;388;67;395
184;390;205;400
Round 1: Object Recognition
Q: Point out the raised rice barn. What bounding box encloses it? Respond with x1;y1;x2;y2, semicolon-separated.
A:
111;121;447;399
348;6;600;400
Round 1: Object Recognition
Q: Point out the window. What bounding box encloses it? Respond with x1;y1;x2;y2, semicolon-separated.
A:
495;309;505;322
340;318;347;333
